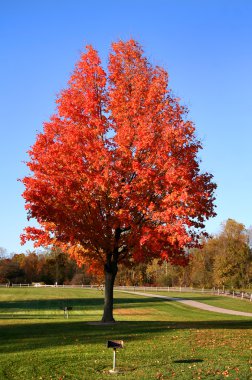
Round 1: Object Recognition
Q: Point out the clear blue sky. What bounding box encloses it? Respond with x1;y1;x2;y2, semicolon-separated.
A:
1;0;252;254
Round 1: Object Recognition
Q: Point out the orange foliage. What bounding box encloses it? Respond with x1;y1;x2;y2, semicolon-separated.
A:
21;40;216;272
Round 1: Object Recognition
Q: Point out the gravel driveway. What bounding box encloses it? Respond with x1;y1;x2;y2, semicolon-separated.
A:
122;291;252;317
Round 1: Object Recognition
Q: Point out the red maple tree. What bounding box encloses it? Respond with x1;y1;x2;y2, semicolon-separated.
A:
21;40;216;322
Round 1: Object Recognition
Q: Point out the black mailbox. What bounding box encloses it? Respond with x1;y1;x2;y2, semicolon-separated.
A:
61;306;73;318
62;307;72;311
107;340;124;349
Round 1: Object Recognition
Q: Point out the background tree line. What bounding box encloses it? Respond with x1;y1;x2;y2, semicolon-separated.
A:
115;219;252;290
0;247;96;285
1;219;251;289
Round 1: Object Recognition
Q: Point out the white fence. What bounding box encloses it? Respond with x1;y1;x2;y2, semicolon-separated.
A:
114;285;252;301
1;283;252;301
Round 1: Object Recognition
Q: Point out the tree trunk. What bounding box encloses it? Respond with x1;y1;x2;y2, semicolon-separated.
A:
101;260;118;323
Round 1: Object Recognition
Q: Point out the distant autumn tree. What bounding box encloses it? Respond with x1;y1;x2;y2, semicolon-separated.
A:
213;219;251;288
189;237;216;288
21;40;216;322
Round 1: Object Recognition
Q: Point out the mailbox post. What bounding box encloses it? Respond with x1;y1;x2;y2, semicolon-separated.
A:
107;340;124;373
62;306;72;318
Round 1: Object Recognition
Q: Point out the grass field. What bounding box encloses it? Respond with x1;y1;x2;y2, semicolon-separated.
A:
143;290;252;313
0;288;251;379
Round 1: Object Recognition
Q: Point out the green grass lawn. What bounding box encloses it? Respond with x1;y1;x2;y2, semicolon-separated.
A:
138;289;252;313
0;288;251;379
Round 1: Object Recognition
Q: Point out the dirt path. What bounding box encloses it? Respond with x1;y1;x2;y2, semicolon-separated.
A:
121;291;252;317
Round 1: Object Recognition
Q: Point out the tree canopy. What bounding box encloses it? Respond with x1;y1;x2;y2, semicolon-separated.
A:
212;219;251;288
21;39;216;321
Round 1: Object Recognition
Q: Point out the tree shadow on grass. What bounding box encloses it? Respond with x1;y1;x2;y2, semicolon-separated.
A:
173;359;204;363
0;298;104;311
0;319;251;354
0;295;165;312
0;293;238;313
